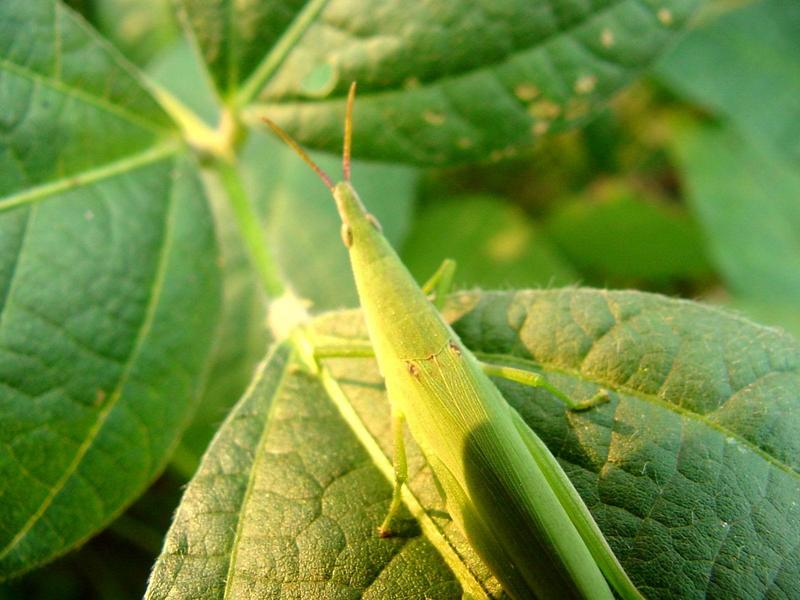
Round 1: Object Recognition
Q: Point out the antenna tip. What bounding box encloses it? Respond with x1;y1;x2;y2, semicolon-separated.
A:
343;81;357;182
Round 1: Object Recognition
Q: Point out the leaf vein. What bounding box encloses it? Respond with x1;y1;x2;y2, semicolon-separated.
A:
0;58;169;135
0;142;180;213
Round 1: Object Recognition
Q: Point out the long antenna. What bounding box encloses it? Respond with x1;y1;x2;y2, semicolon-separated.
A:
343;82;357;182
261;117;334;190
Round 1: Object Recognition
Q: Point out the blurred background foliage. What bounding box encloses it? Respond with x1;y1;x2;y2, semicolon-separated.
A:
4;0;798;597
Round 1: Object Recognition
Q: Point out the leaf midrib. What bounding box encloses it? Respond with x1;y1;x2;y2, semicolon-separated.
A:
221;346;295;599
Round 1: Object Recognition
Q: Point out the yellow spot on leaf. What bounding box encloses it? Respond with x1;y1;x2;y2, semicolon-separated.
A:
528;99;561;120
457;137;474;149
601;28;615;48
532;121;550;135
486;225;530;262
658;8;673;25
403;77;421;89
574;75;597;95
423;110;446;126
566;98;591;120
514;82;540;101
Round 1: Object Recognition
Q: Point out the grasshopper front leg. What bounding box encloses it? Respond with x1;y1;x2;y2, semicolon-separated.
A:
421;258;457;310
377;410;408;538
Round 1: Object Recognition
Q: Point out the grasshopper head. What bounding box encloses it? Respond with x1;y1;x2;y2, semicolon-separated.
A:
333;180;368;224
262;82;363;227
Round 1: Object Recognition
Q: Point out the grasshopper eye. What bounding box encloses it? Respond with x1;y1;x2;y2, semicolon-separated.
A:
340;224;353;248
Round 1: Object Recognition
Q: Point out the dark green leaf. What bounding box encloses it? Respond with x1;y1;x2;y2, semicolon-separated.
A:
401;195;577;289
178;0;703;165
148;289;800;598
655;0;800;164
543;183;711;284
0;1;174;193
671;122;800;319
0;1;221;577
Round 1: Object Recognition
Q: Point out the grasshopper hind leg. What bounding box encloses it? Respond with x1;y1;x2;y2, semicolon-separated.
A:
480;362;610;412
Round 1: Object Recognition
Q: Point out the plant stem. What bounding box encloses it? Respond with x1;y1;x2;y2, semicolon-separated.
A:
213;159;285;298
234;0;332;108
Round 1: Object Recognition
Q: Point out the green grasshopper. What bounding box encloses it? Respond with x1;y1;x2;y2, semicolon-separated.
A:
263;83;644;600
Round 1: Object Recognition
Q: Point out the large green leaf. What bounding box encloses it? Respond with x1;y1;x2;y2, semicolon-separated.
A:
147;289;800;598
671;122;800;335
178;0;703;165
0;1;221;577
655;0;800;165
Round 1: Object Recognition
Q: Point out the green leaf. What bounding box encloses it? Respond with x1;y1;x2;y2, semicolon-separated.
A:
401;195;577;289
179;0;703;164
655;0;800;164
671;122;800;314
240;132;417;310
0;1;221;577
543;182;712;285
147;289;800;599
0;2;174;193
